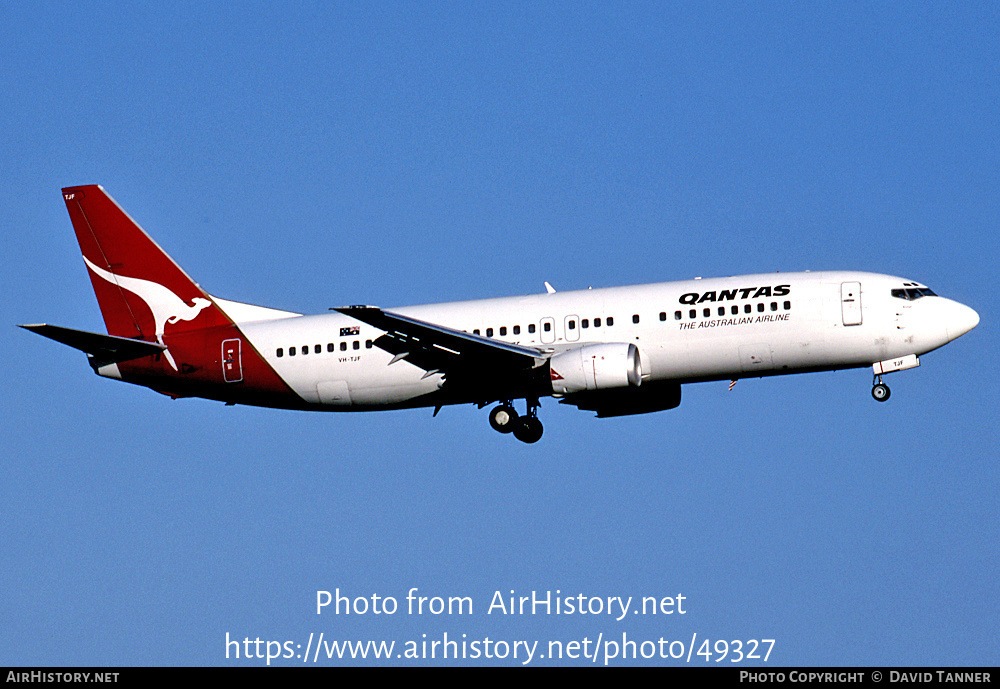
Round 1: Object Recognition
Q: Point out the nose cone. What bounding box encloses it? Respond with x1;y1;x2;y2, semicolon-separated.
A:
946;301;980;341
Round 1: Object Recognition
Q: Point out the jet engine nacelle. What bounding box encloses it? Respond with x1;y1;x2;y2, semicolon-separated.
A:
549;343;642;396
561;380;682;417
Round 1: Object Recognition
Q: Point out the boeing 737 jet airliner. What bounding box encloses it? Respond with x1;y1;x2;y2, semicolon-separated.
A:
22;186;979;443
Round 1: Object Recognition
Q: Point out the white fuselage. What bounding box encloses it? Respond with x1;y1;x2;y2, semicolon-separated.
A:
235;271;978;410
45;186;978;442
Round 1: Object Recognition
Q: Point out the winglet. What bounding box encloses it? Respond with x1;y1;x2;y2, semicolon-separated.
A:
544;282;556;294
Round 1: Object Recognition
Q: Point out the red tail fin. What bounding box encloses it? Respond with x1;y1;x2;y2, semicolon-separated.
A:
57;185;301;405
62;185;231;341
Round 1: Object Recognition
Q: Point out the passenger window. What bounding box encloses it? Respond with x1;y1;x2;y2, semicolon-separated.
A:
632;314;639;324
366;340;373;348
784;301;791;310
594;318;601;328
513;325;521;335
327;343;334;352
302;345;308;355
607;317;614;326
718;307;725;316
674;311;681;320
745;304;752;314
732;305;739;315
659;312;666;321
689;309;696;319
543;322;551;332
703;308;710;317
277;348;283;358
581;319;588;329
757;303;764;312
500;326;507;336
473;329;480;335
770;302;778;311
529;324;536;333
340;342;347;351
568;320;576;330
315;344;321;354
487;328;494;337
289;347;296;356
353;341;360;350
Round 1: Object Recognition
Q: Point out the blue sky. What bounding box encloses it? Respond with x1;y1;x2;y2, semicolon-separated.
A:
2;2;997;666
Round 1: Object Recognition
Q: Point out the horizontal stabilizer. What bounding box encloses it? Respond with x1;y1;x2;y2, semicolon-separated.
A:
19;324;166;364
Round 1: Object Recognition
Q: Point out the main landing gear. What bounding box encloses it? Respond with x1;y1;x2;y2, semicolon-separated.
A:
488;399;544;443
871;375;891;402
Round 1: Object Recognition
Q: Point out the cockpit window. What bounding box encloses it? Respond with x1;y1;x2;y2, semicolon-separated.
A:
891;287;938;300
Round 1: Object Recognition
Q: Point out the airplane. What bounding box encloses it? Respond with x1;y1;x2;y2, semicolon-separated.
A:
21;185;979;443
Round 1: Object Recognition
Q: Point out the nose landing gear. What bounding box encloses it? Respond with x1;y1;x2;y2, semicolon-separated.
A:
488;398;544;443
871;375;891;402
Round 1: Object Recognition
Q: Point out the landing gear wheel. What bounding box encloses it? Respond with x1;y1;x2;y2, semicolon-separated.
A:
489;404;519;433
872;383;891;402
513;416;544;444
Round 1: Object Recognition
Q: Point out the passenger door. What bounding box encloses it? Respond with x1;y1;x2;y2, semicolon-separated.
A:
222;338;243;382
841;282;862;326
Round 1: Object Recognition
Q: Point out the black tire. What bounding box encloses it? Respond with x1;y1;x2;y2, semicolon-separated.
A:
872;383;891;402
513;416;544;444
489;404;519;433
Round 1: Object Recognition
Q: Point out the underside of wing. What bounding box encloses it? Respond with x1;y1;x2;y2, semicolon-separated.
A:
333;306;550;403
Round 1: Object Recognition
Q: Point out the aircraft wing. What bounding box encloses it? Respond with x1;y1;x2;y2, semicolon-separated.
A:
332;306;546;376
19;324;167;364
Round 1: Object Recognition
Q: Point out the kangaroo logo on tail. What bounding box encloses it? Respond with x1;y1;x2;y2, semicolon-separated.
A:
83;256;212;370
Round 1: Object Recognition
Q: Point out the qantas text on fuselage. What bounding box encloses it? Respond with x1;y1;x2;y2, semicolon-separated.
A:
20;185;979;443
679;285;791;304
